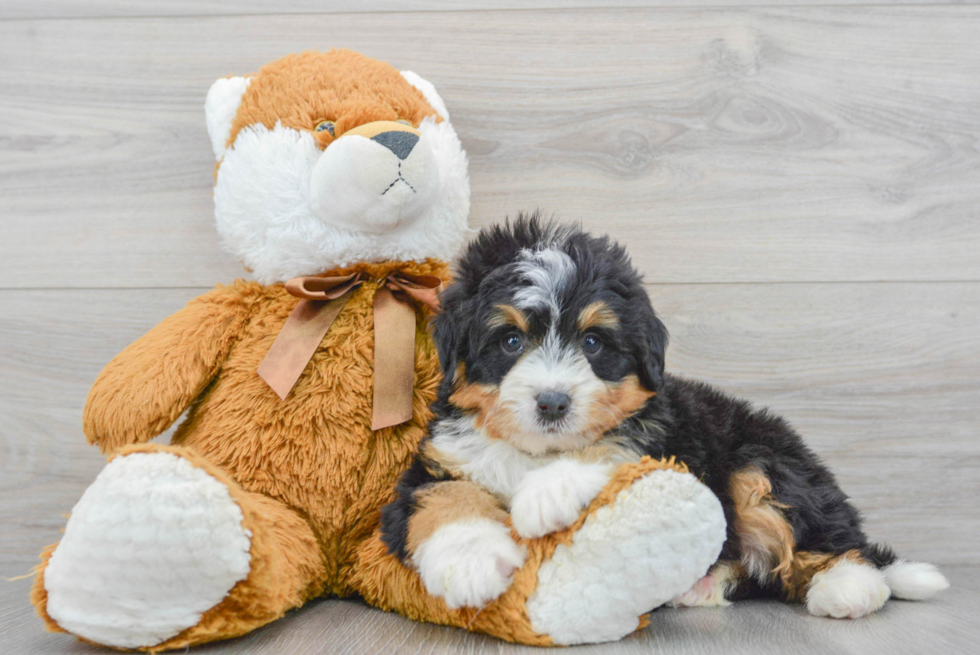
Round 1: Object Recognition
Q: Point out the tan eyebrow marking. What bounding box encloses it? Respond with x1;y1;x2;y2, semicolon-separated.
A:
577;301;620;331
488;304;529;332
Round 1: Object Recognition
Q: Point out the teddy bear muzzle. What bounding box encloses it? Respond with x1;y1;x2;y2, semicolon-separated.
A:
308;120;440;234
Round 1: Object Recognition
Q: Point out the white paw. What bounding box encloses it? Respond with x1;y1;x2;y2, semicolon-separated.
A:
43;452;252;648
412;518;525;609
806;559;890;619
510;459;613;539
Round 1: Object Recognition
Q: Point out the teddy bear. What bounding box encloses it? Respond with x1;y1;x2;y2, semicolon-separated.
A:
30;49;727;651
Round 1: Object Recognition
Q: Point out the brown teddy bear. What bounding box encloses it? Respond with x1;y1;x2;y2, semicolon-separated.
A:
31;50;726;651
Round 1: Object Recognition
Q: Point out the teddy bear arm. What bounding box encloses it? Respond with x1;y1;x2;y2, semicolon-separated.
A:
83;288;251;453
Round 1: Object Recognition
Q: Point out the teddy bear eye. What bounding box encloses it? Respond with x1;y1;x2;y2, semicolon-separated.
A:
315;120;335;136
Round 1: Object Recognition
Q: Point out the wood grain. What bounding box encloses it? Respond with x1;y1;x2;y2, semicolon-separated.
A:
2;7;979;288
2;1;969;21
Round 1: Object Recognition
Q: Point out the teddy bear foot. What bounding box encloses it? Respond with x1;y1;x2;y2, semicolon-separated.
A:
524;467;726;645
38;449;252;649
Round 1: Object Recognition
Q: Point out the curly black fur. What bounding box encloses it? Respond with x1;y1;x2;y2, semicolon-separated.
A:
382;212;898;599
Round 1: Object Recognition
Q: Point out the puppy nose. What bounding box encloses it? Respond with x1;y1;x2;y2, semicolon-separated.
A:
371;131;419;160
536;391;571;422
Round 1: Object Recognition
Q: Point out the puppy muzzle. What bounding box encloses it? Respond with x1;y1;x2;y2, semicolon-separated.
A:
308;120;440;234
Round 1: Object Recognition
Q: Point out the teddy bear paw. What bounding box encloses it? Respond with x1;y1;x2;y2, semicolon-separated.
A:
526;467;726;644
41;451;252;648
510;459;613;539
412;518;525;609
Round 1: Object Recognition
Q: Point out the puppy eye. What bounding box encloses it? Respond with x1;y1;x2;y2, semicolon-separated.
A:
501;333;524;355
396;119;413;126
315;120;335;136
582;333;603;355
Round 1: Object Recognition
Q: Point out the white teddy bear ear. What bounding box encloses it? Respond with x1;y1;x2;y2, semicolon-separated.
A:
401;71;450;123
205;76;251;161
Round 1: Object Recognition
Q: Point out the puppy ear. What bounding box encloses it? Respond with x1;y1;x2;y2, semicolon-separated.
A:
637;309;669;391
431;285;465;377
205;76;250;161
431;311;459;377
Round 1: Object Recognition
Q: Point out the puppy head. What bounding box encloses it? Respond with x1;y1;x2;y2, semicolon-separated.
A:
434;213;668;455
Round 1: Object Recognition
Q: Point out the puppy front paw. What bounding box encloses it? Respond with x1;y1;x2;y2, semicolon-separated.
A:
510;459;613;539
411;518;525;609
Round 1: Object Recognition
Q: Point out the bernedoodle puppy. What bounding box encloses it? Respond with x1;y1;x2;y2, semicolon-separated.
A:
381;214;948;617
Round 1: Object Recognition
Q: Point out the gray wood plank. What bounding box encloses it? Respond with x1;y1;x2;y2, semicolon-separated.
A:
2;564;976;654
2;1;971;21
2;7;979;288
3;282;976;581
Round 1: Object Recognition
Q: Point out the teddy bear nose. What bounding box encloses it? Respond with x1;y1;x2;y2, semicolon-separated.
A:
371;131;419;160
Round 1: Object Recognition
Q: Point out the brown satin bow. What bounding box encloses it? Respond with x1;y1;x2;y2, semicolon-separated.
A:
257;270;442;430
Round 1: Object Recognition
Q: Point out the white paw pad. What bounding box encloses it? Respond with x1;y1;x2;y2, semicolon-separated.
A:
527;468;727;645
43;452;252;648
806;559;890;619
510;459;613;539
412;518;525;609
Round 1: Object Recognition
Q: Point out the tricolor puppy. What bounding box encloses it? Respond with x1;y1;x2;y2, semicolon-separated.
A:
381;215;948;616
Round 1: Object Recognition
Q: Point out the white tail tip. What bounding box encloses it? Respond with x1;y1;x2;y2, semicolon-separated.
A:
883;561;950;600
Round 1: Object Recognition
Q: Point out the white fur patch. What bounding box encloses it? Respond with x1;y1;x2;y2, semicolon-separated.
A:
527;468;726;645
43;452;252;648
510;459;614;538
205;76;250;161
213;115;469;284
514;247;576;314
412;518;525;610
805;559;890;619
430;416;543;499
883;560;949;600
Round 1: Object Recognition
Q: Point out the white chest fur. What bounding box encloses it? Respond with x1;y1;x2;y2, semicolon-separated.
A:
429;416;559;500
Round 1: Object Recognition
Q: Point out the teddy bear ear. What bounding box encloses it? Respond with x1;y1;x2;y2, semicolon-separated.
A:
205;76;251;161
400;71;450;123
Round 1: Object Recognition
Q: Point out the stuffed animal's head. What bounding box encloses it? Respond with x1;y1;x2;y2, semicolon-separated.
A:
205;50;469;284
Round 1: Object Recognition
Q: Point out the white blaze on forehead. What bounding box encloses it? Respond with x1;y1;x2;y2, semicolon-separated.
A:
514;247;576;314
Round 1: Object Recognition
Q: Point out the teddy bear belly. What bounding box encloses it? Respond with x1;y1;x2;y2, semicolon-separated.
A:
170;305;439;593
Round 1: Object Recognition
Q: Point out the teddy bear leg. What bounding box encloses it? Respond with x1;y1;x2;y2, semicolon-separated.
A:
33;443;327;652
351;458;727;646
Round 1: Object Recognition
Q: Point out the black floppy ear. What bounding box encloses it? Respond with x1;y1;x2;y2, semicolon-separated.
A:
637;309;669;391
431;285;464;377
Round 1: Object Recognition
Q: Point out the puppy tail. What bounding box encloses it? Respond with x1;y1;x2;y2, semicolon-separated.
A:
862;542;950;600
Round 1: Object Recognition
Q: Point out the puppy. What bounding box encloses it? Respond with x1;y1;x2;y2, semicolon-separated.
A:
380;214;948;616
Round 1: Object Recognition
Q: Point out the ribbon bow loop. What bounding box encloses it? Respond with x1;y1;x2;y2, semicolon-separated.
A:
257;270;443;431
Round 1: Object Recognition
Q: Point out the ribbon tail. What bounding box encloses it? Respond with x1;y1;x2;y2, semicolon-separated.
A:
372;285;417;430
258;294;351;400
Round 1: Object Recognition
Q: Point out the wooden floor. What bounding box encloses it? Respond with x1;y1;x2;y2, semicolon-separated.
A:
2;1;978;653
